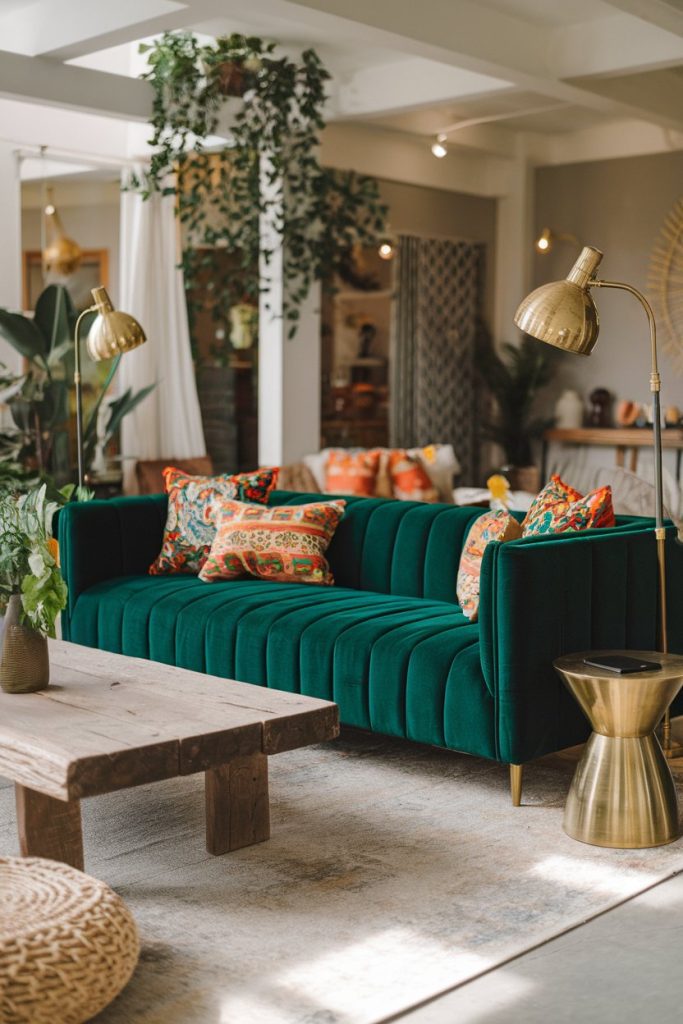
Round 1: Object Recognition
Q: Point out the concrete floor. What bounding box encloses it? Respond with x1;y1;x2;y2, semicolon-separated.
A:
395;870;683;1024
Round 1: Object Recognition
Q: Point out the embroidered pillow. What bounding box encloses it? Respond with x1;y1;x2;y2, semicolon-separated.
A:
388;450;439;502
324;450;380;496
524;473;582;525
457;510;523;622
199;498;346;586
522;484;615;537
149;466;279;575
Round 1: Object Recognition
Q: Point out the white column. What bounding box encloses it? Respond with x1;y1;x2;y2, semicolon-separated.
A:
258;166;320;466
0;144;23;429
493;140;534;345
0;143;22;313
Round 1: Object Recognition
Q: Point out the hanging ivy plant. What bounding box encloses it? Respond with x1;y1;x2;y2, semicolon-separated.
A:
137;32;388;344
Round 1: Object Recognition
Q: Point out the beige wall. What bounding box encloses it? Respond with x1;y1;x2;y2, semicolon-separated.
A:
377;177;497;324
534;151;683;419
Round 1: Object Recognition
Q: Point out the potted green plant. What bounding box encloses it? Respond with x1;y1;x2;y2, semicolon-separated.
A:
138;32;388;342
477;332;558;491
0;284;154;487
0;484;67;693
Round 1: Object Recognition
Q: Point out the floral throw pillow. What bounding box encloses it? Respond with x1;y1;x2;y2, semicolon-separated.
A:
149;466;279;575
522;485;615;537
522;474;615;538
324;450;380;496
457;510;523;622
199;498;346;586
388;450;439;502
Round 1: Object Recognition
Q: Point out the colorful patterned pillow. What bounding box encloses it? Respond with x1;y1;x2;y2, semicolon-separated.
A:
199;498;346;586
522;483;615;537
527;473;582;514
457;510;523;622
388;450;439;502
324;450;380;496
149;466;279;575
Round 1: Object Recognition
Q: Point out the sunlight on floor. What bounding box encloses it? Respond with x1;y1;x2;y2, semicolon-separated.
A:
532;855;659;896
219;928;501;1023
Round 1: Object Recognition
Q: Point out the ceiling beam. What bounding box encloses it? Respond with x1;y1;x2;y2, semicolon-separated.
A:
602;0;683;38
282;0;683;129
0;49;152;120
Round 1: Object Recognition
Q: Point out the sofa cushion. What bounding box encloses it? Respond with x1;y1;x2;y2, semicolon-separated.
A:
68;575;495;757
199;498;346;585
150;466;279;575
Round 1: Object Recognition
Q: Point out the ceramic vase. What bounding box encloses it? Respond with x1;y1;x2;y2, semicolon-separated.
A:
555;389;584;430
0;594;49;694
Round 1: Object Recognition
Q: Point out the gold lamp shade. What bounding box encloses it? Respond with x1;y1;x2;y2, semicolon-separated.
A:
86;286;147;362
43;188;82;276
514;245;604;355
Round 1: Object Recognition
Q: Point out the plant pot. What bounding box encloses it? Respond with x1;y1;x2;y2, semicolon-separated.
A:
213;60;247;97
0;594;49;694
503;465;540;494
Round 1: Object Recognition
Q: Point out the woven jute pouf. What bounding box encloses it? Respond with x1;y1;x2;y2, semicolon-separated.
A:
0;856;139;1024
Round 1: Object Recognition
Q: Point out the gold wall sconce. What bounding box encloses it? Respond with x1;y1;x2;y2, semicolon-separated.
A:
534;227;580;254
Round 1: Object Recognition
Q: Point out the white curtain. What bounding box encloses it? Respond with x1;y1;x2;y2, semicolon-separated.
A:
118;169;206;492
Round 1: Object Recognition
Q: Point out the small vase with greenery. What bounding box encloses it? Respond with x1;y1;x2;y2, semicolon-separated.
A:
477;332;558;490
0;484;68;693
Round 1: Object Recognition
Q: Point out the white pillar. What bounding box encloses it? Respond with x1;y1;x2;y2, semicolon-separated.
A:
258;167;320;466
0;144;22;428
493;141;534;345
0;143;22;313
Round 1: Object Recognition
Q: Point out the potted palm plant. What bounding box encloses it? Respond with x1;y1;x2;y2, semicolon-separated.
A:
0;484;67;693
477;332;558;492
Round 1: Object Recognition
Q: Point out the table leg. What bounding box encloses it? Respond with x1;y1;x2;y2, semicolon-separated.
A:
630;447;639;473
616;447;625;468
15;785;84;870
205;752;270;854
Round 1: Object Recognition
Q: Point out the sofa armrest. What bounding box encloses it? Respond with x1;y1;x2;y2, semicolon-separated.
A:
478;523;683;764
59;494;168;631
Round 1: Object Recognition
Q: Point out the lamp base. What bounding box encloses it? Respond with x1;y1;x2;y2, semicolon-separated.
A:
660;715;683;759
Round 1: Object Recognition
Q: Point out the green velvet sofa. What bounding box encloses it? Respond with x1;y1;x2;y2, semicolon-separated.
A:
58;490;683;802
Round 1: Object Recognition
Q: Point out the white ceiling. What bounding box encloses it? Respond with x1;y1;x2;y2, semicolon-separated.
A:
2;0;683;171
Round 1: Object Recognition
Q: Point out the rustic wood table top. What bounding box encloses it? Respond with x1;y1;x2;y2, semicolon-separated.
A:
0;640;339;801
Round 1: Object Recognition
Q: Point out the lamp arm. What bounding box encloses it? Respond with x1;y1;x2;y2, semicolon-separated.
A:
590;277;668;666
74;304;97;491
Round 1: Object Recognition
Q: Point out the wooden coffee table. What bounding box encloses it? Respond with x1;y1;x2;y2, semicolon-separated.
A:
0;640;339;870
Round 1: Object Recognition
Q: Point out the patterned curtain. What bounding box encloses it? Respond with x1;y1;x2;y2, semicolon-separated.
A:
390;236;483;484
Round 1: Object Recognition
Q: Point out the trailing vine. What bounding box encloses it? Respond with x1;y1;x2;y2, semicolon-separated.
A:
137;32;388;347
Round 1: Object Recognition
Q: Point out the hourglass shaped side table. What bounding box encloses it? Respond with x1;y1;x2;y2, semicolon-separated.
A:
554;651;683;849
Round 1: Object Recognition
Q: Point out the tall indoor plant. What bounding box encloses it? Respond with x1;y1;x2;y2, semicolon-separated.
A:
0;484;67;692
477;332;558;490
0;284;153;487
138;32;388;342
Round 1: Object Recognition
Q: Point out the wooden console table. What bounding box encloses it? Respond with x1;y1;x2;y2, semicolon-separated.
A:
542;427;683;483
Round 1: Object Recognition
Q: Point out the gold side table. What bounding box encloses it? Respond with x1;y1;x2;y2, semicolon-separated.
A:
554;651;683;849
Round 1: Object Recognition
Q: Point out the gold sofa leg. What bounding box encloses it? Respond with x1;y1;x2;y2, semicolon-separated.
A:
510;764;523;807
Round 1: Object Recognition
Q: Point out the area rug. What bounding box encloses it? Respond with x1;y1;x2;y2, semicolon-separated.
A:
2;730;683;1024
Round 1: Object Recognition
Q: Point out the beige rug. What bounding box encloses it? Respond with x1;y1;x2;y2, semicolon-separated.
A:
2;730;683;1024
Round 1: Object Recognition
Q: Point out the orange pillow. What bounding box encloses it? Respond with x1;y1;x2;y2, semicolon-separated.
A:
199;498;346;585
457;510;523;621
388;450;439;502
522;474;615;537
324;450;380;496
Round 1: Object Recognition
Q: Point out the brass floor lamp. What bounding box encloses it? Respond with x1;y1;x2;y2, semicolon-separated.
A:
514;245;678;756
73;287;146;490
